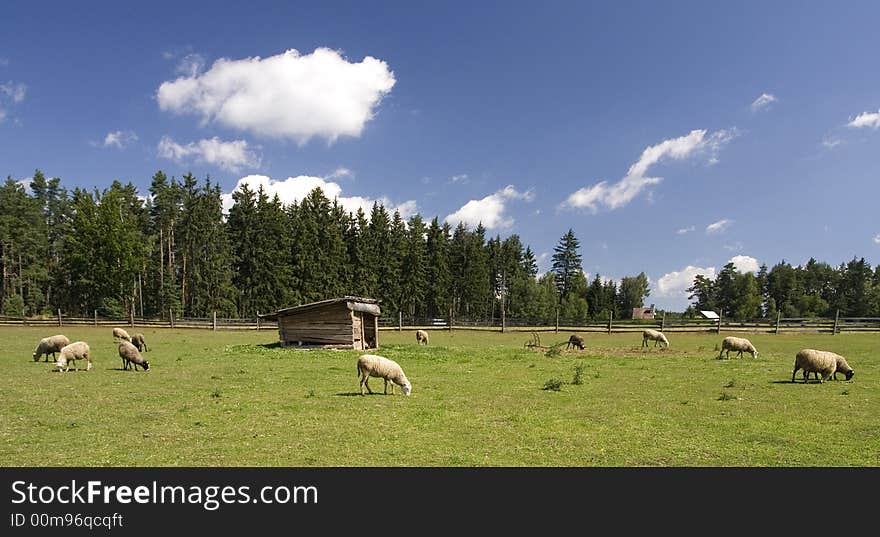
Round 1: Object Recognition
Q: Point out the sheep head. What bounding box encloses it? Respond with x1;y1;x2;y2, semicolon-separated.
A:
401;382;411;396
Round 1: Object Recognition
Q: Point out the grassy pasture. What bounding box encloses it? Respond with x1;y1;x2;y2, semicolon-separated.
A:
0;326;877;466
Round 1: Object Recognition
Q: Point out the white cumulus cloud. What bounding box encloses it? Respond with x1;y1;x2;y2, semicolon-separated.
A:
157;47;396;145
751;93;777;112
847;110;880;129
676;225;695;235
561;128;737;213
158;136;261;173
728;255;759;273
656;265;717;297
706;219;732;234
445;185;535;230
221;174;417;219
873;233;880;245
102;130;138;149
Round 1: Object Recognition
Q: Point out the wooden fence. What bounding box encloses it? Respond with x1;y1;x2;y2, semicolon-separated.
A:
378;312;880;334
0;312;277;331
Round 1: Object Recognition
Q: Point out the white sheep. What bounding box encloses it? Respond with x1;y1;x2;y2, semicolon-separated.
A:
566;334;585;350
118;340;150;371
32;334;70;362
793;349;853;383
357;354;411;396
55;341;91;372
112;327;131;342
131;333;148;352
416;329;429;346
642;329;669;348
717;336;758;359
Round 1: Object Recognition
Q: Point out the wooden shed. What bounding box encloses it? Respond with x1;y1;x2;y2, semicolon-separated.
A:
259;296;381;350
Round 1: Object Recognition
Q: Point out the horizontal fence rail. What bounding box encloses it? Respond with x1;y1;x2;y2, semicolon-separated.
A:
377;314;880;334
0;314;277;331
2;313;878;334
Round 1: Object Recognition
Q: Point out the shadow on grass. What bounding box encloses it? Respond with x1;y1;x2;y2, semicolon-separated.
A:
334;392;391;397
257;342;282;349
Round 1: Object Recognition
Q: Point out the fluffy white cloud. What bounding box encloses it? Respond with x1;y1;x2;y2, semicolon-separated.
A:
102;130;138;149
873;234;880;245
157;48;396;144
728;255;759;273
221;174;417;219
750;93;777;112
706;218;732;234
0;81;26;103
676;225;695;235
656;265;717;297
847;110;880;129
451;174;469;183
158;136;261;173
561;128;736;212
445;185;534;230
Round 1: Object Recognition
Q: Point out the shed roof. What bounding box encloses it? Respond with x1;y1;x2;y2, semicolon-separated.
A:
259;296;380;320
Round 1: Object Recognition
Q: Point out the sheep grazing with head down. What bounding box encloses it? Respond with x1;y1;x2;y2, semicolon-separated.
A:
112;327;131;342
32;334;70;362
642;329;669;349
718;336;758;359
566;334;585;350
131;333;148;352
55;341;91;372
118;340;150;371
415;329;429;346
357;354;411;396
792;349;853;384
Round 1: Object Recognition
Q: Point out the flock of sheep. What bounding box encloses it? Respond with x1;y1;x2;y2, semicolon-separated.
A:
566;329;854;384
31;327;150;373
30;324;855;393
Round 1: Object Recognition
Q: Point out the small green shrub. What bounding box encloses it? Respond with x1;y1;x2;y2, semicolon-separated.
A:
718;392;737;401
211;388;222;398
542;378;564;391
572;365;585;385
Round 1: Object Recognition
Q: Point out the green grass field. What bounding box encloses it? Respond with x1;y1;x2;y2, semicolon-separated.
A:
1;326;877;466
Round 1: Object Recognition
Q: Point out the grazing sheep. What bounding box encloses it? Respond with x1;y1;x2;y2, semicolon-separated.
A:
717;336;758;359
566;334;585;350
32;334;70;362
131;333;148;352
416;329;429;346
793;349;853;383
112;327;131;342
642;329;669;349
357;354;411;396
55;341;91;373
118;340;150;371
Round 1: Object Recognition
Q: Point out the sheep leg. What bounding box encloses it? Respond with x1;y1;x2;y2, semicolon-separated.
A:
791;366;799;383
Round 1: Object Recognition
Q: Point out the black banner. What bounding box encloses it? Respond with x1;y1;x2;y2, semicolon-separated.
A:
2;467;875;533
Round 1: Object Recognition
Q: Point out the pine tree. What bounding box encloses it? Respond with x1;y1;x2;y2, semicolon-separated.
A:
551;229;582;304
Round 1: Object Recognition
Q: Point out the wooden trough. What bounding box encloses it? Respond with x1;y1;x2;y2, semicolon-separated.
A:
259;296;380;350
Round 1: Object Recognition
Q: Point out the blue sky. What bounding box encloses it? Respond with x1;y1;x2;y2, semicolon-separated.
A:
1;1;878;311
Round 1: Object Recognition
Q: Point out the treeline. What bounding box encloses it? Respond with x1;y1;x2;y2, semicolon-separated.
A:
686;259;880;320
0;170;655;322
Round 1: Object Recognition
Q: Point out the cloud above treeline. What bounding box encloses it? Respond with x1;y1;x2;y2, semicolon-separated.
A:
220;174;417;221
561;128;737;213
750;93;777;112
157;47;396;145
158;136;261;173
445;185;535;231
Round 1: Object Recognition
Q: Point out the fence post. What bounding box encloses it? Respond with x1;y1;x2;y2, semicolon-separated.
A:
213;311;217;331
170;308;174;328
775;311;781;334
58;308;62;327
833;309;839;335
448;307;453;332
608;310;613;334
501;302;506;334
717;310;722;334
398;311;402;332
94;309;98;327
555;306;559;333
660;311;666;331
257;313;261;331
129;308;134;328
